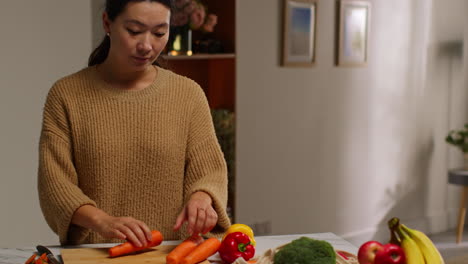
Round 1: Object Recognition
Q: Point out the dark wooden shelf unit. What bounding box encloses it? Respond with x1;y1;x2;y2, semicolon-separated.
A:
164;0;236;110
165;56;235;110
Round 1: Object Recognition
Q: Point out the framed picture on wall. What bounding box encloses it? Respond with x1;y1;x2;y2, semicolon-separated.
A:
282;0;317;67
337;0;370;66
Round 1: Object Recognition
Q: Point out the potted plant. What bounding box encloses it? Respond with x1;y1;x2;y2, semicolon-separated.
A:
211;109;235;221
446;124;468;169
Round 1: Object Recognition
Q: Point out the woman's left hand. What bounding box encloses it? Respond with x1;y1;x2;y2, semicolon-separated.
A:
173;191;218;236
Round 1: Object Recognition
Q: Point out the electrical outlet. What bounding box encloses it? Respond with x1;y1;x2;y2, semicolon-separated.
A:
251;220;272;235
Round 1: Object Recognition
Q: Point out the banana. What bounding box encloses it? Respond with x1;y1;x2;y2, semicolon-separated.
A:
394;223;425;264
401;224;445;264
389;226;401;246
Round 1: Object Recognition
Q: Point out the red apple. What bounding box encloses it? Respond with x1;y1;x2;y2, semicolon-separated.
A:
357;241;384;264
374;244;406;264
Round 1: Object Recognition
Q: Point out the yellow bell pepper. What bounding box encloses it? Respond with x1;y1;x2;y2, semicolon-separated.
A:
223;223;256;246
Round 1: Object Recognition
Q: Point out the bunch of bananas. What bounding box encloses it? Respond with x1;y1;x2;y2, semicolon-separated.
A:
388;217;444;264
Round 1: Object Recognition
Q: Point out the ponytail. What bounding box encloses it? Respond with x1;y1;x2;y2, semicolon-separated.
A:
88;35;111;66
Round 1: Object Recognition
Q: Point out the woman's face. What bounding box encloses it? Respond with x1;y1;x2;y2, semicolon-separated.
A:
104;1;170;71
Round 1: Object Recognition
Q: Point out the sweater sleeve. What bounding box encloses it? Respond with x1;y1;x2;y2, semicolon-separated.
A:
184;85;231;237
38;85;96;245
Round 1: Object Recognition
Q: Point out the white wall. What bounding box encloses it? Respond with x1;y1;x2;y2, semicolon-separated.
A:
92;0;107;48
0;1;92;247
425;0;467;234
236;0;467;245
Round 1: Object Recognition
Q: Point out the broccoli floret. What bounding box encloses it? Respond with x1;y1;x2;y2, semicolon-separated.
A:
274;237;336;264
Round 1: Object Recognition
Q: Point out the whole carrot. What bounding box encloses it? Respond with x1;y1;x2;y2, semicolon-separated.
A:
39;253;49;262
108;230;163;257
166;238;199;264
35;256;46;264
181;238;221;264
24;253;37;264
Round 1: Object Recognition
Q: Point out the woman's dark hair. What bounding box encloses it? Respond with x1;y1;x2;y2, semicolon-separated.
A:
88;0;172;66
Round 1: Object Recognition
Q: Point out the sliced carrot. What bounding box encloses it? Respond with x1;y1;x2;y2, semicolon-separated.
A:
39;253;49;262
181;238;221;264
108;230;163;258
247;261;257;264
166;238;199;264
24;253;37;264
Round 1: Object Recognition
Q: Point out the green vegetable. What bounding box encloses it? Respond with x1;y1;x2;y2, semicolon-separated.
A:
274;237;336;264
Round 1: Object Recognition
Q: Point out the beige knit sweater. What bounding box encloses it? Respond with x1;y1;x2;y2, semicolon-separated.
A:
38;66;231;245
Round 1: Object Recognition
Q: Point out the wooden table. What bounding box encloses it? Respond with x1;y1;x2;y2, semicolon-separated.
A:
448;168;468;243
0;232;358;264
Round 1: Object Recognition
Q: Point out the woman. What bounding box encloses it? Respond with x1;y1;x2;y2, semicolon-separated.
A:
38;0;230;246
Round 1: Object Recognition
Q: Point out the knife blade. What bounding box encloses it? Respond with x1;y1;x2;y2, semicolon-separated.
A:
36;245;62;264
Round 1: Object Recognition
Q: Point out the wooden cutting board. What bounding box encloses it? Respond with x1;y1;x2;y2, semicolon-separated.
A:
61;245;211;264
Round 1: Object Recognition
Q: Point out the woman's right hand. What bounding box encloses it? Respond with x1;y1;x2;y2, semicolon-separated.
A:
72;205;153;247
93;215;153;247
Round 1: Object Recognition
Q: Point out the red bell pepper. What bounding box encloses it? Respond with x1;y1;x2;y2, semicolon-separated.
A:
218;232;255;263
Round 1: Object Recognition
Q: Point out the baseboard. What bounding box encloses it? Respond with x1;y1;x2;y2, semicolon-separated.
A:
340;210;458;246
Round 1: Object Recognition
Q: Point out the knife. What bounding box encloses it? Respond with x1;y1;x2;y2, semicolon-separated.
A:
36;245;62;264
